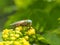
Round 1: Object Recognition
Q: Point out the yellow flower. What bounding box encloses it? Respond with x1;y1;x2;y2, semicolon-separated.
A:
2;29;10;34
15;30;22;34
24;36;29;40
13;41;20;45
15;34;20;38
10;36;16;41
15;26;22;31
10;34;15;37
27;28;35;35
3;41;13;45
0;42;3;45
21;38;26;42
23;41;30;45
20;38;30;45
2;34;8;38
15;31;20;34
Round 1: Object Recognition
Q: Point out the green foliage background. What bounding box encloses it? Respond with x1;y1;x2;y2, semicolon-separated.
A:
0;0;60;45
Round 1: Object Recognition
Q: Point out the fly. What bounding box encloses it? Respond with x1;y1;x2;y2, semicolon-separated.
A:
10;20;32;26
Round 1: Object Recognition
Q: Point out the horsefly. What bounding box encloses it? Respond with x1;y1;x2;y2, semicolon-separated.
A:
10;20;32;27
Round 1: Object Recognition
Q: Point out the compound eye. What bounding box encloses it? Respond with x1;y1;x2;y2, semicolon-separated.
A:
27;20;32;23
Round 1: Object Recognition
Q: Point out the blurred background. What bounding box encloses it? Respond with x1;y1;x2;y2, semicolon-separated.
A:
0;0;60;45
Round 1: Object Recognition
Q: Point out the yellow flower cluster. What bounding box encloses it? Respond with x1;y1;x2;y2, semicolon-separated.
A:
0;39;30;45
0;41;13;45
1;26;36;45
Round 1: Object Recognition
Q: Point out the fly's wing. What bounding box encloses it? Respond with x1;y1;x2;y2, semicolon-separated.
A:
10;20;32;26
10;20;24;26
10;22;20;26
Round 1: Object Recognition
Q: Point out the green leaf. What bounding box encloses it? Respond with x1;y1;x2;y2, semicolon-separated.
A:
43;28;60;45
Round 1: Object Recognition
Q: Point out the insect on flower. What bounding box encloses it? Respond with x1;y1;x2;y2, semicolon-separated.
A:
10;20;32;26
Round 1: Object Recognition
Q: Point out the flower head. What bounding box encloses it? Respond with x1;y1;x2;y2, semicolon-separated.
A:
27;28;35;35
